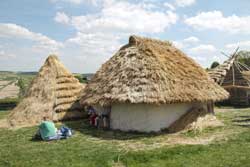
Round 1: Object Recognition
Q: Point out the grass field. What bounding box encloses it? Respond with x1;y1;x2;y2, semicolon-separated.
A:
1;108;250;167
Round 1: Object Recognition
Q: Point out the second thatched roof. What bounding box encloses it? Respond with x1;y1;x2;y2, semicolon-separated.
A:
80;35;229;106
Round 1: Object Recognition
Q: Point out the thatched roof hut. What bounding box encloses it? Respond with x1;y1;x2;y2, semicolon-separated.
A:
8;55;85;127
80;35;228;132
209;50;250;106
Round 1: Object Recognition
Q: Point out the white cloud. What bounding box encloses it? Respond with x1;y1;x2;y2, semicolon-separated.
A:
0;50;15;59
66;32;122;54
53;0;178;72
184;42;218;66
54;12;70;25
175;0;195;7
183;36;199;43
226;41;250;50
172;37;220;67
173;37;222;67
188;44;219;67
173;36;200;49
185;11;250;34
164;2;175;11
70;1;178;34
0;23;63;53
63;32;123;72
189;44;217;54
66;0;83;4
50;0;82;4
173;41;184;49
50;0;99;5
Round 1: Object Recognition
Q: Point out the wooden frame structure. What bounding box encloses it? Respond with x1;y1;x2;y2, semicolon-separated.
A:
209;48;250;106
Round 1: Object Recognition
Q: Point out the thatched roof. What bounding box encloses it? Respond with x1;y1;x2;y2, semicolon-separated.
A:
209;52;250;87
208;55;236;84
8;55;85;127
80;35;229;106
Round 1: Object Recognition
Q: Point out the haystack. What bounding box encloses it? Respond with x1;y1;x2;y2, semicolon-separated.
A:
80;35;229;132
7;55;85;127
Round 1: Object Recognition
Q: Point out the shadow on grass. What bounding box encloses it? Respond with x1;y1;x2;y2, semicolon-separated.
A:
232;118;250;123
0;104;16;111
215;102;250;109
63;119;162;141
237;115;250;118
232;115;250;127
236;124;250;128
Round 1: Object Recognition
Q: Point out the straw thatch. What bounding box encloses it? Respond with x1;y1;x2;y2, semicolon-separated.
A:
8;55;85;127
208;50;250;86
208;51;250;105
80;35;229;106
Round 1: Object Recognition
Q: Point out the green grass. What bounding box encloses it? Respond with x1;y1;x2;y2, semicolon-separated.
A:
121;133;250;167
0;110;9;119
0;98;19;104
74;74;88;84
17;74;35;86
1;108;250;166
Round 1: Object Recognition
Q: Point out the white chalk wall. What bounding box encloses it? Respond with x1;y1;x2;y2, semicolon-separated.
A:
110;103;194;132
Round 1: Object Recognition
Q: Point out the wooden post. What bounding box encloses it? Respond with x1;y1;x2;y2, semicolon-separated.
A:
207;101;214;115
232;63;235;86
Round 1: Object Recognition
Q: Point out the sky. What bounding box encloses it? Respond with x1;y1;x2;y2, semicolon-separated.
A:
1;0;250;73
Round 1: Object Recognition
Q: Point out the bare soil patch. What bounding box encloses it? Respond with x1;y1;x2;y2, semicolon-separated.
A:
0;81;19;99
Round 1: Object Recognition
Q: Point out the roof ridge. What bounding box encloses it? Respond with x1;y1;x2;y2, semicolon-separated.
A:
129;35;172;47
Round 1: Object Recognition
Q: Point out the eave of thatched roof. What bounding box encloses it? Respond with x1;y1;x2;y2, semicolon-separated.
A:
223;85;250;90
80;35;229;106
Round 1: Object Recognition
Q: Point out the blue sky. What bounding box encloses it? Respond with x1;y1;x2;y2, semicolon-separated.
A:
1;0;250;73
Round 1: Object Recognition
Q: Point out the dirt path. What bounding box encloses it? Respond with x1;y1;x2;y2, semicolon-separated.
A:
0;119;8;128
0;80;11;90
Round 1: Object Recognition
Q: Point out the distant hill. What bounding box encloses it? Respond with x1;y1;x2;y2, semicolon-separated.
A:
17;72;38;75
0;71;94;80
0;71;15;74
73;73;94;83
82;73;94;79
0;71;94;76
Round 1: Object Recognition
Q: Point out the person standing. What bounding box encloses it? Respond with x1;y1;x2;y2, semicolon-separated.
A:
87;106;98;126
102;106;111;129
